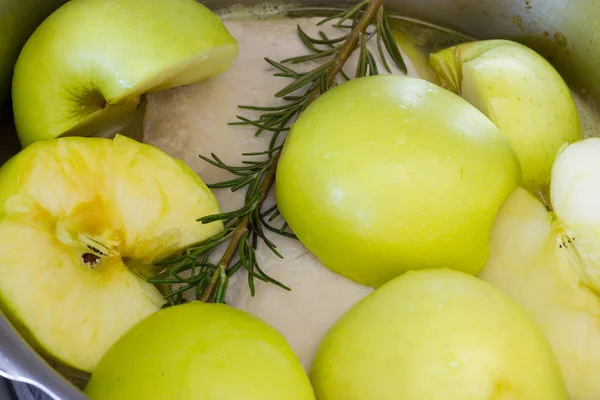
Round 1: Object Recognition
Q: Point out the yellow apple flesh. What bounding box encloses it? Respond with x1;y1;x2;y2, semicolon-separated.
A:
479;187;600;400
84;301;315;400
310;269;568;400
480;138;600;399
430;40;581;194
276;75;521;287
11;0;238;147
550;137;600;291
0;135;223;372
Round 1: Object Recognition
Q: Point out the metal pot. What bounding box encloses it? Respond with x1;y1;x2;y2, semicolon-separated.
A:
0;0;597;399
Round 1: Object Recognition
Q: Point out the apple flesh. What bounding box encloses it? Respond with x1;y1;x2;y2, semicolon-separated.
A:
430;39;582;194
11;0;238;147
84;301;315;400
480;138;600;399
276;75;521;288
0;135;223;373
479;187;600;400
550;137;600;291
310;269;568;400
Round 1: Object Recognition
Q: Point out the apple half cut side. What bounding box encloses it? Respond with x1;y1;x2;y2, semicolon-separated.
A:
0;135;224;373
479;138;600;399
11;0;239;147
429;39;581;195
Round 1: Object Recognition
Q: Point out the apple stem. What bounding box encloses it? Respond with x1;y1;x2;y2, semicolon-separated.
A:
198;0;385;303
538;184;553;212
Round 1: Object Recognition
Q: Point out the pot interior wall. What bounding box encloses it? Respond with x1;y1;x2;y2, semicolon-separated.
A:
1;0;598;166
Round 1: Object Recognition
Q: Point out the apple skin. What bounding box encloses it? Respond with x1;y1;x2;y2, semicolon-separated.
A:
0;134;223;372
84;301;316;400
11;0;238;147
310;269;568;400
430;39;582;194
276;75;521;288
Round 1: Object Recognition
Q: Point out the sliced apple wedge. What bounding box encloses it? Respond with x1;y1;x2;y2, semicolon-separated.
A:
429;40;581;194
479;138;600;399
0;135;223;373
11;0;238;147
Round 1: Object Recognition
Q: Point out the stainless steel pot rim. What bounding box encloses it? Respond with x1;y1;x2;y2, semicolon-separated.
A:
0;0;598;399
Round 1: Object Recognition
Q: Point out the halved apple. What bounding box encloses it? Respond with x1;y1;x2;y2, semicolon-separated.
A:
11;0;239;147
479;138;600;399
429;40;581;194
0;134;223;373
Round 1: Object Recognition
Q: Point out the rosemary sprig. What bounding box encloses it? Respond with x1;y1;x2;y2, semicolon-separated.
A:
151;0;406;305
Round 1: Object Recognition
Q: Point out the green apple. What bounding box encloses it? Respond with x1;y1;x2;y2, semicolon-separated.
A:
392;30;439;84
84;301;315;400
275;75;521;288
0;134;223;373
480;137;600;399
430;39;582;194
11;0;238;147
310;269;568;400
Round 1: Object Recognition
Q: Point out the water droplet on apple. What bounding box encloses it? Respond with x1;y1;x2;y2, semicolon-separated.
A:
447;360;464;372
441;351;464;374
323;151;339;160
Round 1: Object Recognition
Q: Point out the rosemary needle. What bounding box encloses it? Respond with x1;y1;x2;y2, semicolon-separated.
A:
151;0;407;305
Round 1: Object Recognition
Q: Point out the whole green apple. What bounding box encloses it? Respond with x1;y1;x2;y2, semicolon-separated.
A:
310;269;568;400
11;0;238;147
0;135;223;372
430;39;582;194
480;138;600;399
84;301;316;400
276;75;521;287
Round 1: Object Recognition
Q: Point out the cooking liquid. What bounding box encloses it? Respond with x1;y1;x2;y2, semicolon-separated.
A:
142;5;600;371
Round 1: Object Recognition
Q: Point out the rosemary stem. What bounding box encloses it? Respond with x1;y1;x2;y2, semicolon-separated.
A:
311;0;384;101
199;0;384;303
332;0;382;79
200;216;247;302
200;153;280;302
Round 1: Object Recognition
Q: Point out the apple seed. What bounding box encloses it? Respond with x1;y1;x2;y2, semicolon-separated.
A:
82;253;101;268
